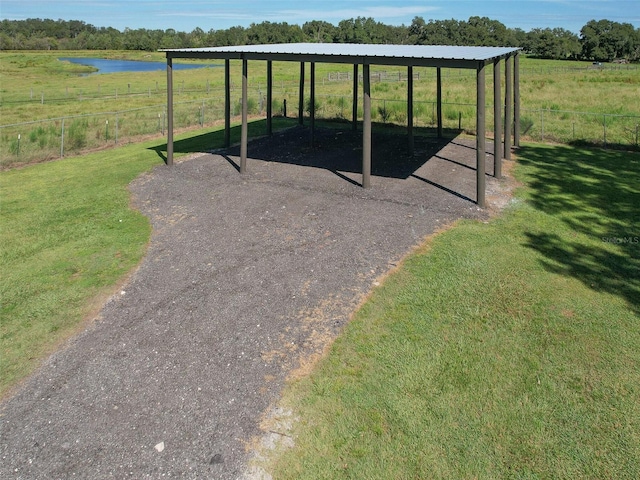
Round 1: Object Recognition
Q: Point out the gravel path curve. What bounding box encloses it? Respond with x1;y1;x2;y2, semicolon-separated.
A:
1;130;502;479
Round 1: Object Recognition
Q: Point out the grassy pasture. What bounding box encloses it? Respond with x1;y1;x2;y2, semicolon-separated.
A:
1;52;639;167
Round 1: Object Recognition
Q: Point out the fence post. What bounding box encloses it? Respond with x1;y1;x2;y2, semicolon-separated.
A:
283;99;287;117
17;134;20;156
61;119;65;157
41;92;44;105
603;114;607;147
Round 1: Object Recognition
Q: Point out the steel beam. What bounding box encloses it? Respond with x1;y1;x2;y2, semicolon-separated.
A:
166;57;173;165
437;67;443;138
161;49;495;69
476;63;486;207
310;62;315;146
493;59;502;178
298;62;305;125
362;63;372;189
408;66;414;155
267;60;273;136
514;53;521;147
352;64;358;131
224;59;230;147
504;55;513;160
240;58;248;174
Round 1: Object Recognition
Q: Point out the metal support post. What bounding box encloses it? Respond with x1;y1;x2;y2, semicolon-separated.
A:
408;66;414;155
240;58;248;174
167;56;174;166
493;59;502;178
476;63;486;208
310;62;315;146
362;63;372;189
298;62;305;125
514;53;521;147
437;67;443;138
267;60;273;136
352;64;358;131
224;59;231;147
504;55;513;160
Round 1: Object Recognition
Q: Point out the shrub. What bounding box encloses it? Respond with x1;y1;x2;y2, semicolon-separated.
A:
233;97;258;116
305;97;321;116
378;105;392;123
520;116;534;135
67;119;88;150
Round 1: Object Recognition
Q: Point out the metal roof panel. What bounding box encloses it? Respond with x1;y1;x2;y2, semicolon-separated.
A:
162;43;519;63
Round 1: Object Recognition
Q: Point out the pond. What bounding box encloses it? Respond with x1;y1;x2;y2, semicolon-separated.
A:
59;57;220;74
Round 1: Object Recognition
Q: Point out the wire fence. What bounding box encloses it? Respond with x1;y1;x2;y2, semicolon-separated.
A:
315;95;640;148
4;63;637;108
2;91;639;167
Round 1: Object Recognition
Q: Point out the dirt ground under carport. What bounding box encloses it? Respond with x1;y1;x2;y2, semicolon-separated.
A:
0;126;514;479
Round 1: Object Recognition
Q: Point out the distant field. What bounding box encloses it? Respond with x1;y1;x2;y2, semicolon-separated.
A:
1;51;639;166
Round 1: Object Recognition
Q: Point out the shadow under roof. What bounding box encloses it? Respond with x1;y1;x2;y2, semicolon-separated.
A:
162;43;520;69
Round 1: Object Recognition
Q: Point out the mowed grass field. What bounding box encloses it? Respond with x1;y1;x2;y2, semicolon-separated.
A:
1;51;639;477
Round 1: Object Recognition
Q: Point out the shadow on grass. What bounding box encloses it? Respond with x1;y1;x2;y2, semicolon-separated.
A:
518;144;640;312
568;138;640;153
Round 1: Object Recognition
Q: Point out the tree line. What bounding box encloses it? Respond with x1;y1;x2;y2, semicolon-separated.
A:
1;16;639;62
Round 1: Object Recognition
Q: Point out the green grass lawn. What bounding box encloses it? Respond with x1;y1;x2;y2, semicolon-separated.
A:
266;144;640;479
0;141;159;395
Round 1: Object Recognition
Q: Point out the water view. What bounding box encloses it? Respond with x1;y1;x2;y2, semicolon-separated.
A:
59;57;220;74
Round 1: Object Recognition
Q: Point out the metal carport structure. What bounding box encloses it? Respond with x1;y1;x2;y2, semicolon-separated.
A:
162;43;520;207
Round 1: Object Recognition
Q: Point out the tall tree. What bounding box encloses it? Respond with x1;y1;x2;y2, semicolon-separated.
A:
303;20;336;43
527;27;581;59
581;19;638;61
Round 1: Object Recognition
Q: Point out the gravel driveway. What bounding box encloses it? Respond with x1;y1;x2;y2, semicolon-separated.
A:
1;128;505;479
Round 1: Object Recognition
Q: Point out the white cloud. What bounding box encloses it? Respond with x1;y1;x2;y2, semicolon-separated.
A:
278;6;439;21
159;5;438;24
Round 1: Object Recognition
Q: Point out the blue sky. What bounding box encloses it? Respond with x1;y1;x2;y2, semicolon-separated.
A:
1;0;638;34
